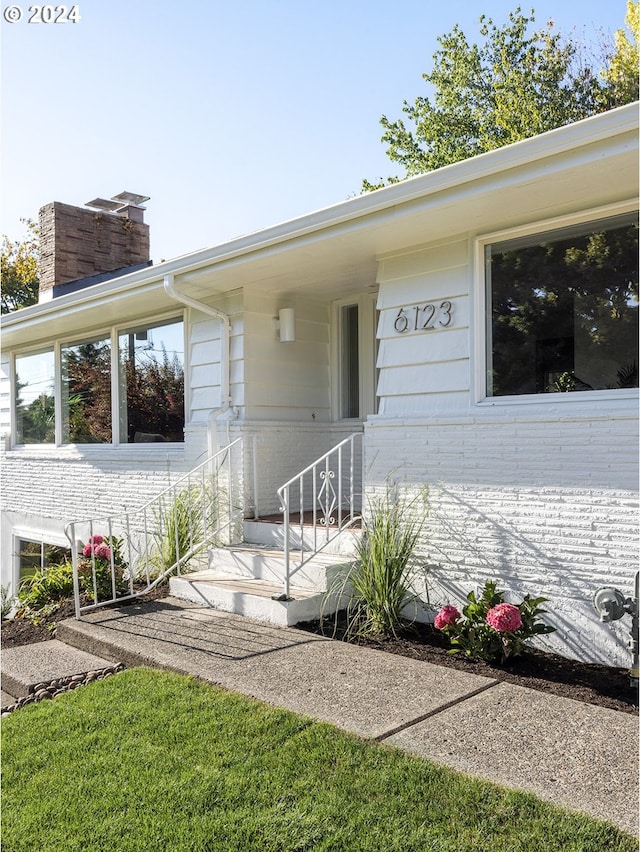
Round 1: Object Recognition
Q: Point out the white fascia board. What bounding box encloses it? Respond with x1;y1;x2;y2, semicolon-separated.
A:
3;103;637;334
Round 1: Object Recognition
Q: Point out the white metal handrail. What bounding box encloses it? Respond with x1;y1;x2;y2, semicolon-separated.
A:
277;432;363;598
65;438;244;618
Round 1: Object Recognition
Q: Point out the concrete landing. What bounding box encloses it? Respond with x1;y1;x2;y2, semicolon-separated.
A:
1;639;115;703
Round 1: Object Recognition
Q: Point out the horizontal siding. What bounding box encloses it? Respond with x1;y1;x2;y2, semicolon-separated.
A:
378;238;467;282
242;298;331;420
376;239;471;416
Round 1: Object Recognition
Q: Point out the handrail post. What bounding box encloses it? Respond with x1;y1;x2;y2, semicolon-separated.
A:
282;485;291;598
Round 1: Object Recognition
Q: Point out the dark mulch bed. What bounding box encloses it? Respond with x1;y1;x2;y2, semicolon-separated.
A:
1;585;170;650
296;615;639;715
3;592;637;715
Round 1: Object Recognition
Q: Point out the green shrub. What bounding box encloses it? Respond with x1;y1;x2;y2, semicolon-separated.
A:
18;561;75;610
434;580;556;664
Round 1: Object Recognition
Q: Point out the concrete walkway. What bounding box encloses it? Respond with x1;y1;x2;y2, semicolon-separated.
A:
2;595;638;836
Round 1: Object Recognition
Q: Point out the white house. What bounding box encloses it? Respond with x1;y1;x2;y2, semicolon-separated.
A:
2;103;638;666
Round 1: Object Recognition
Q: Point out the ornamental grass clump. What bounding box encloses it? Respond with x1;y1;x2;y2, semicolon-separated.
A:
434;580;555;665
149;485;219;577
325;486;429;640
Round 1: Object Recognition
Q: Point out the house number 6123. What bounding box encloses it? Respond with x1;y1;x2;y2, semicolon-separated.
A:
394;301;453;333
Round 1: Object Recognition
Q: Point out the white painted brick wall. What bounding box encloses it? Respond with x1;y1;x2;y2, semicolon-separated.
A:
229;421;361;516
364;413;639;667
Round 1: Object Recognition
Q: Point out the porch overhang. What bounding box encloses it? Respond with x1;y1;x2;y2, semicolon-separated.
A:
2;103;637;349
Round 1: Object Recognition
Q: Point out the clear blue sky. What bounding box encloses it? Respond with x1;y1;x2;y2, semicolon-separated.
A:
0;0;631;262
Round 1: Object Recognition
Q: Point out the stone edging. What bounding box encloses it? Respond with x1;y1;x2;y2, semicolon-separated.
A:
1;663;125;716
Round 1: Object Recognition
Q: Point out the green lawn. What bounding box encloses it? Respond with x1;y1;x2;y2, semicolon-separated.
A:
1;668;635;852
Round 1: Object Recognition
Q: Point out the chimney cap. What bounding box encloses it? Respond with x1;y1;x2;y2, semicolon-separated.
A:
85;191;150;213
111;191;149;207
85;197;122;212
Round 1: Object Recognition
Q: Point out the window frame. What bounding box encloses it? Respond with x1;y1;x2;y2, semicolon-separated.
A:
331;294;378;422
473;201;639;406
10;310;186;448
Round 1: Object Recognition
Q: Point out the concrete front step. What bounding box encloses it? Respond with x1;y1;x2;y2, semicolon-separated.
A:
1;639;115;705
208;543;352;591
170;570;347;627
244;519;360;556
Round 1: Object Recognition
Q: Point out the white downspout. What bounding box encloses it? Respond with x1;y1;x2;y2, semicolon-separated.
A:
163;273;231;457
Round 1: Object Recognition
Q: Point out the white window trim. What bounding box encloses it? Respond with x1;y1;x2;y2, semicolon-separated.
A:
472;200;639;407
10;310;186;448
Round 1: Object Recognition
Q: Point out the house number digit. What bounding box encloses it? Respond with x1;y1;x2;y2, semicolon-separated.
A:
393;301;454;333
394;308;410;333
438;301;452;327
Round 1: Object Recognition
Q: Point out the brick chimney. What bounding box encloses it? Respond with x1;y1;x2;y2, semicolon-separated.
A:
38;195;150;302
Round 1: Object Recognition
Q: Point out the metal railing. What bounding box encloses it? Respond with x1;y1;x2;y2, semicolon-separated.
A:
65;438;244;618
276;432;363;598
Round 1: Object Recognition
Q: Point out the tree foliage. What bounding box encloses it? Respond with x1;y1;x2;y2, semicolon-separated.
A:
364;4;639;189
1;219;39;313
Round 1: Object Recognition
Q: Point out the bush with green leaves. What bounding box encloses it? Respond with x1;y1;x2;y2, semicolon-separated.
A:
325;487;429;640
434;580;555;664
18;535;129;611
18;561;76;610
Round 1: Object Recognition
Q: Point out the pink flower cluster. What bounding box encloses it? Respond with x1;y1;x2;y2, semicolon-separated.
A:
82;535;112;562
486;603;522;632
434;605;461;630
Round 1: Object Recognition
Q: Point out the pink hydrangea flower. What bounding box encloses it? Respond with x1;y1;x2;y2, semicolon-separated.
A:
434;605;461;630
486;603;522;632
94;544;112;561
88;535;104;545
82;543;93;557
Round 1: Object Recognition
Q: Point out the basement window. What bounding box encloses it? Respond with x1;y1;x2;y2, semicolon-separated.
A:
17;538;71;582
485;212;639;397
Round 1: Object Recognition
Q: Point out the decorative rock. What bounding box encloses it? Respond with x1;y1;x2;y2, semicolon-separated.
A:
0;662;126;715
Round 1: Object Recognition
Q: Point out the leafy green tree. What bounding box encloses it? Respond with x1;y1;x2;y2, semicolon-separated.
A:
601;0;640;108
364;5;639;189
1;219;39;313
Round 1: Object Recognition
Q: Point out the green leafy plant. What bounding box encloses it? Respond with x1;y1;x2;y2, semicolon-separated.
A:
325;487;429;640
1;584;15;620
18;561;76;610
434;581;555;664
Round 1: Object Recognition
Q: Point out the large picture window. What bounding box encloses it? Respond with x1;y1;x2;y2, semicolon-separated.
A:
118;318;185;443
485;213;638;397
12;315;185;446
62;336;112;444
14;349;55;444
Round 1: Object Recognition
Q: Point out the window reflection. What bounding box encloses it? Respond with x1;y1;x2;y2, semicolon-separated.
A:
118;319;184;443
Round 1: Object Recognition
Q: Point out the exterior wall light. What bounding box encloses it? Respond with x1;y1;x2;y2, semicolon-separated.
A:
276;308;296;343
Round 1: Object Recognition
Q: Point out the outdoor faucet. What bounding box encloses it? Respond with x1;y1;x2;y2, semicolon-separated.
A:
593;572;639;688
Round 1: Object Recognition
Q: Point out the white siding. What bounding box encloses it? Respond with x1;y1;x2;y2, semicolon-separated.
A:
242;294;331;421
376;239;470;416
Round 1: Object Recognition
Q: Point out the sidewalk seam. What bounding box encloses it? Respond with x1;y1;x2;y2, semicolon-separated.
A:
375;679;501;742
